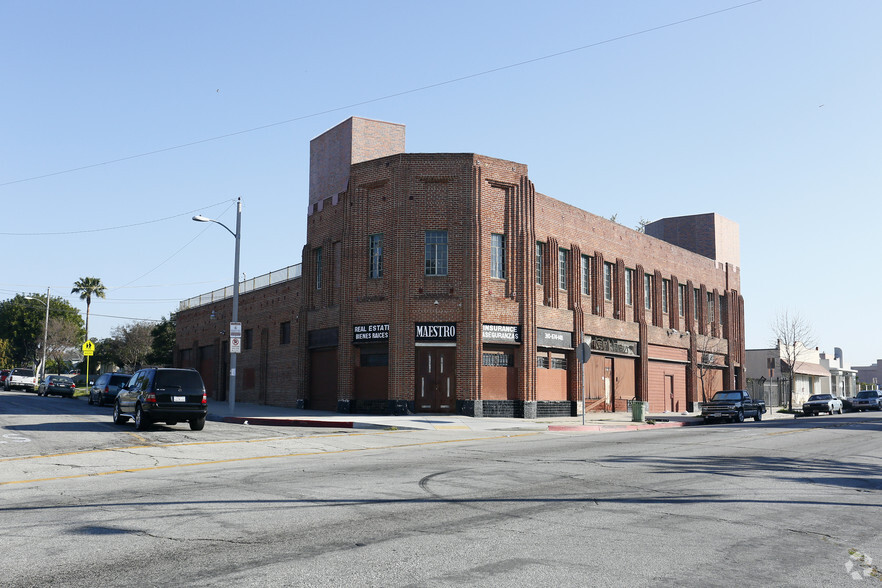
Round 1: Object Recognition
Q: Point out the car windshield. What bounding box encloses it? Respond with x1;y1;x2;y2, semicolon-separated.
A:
109;375;131;386
808;395;831;401
857;391;879;398
53;376;74;384
711;391;742;401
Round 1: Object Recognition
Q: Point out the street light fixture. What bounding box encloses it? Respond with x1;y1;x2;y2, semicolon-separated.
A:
193;198;242;414
24;287;50;381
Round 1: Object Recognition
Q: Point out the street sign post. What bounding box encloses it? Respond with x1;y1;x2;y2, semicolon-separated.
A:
577;342;591;425
82;341;95;390
230;322;242;355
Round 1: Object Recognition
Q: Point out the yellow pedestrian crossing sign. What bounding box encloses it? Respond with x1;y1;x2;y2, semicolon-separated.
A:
82;341;95;356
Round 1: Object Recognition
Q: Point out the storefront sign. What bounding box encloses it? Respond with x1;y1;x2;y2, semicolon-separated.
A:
353;323;389;343
482;323;521;345
590;336;638;356
537;327;573;349
415;322;457;342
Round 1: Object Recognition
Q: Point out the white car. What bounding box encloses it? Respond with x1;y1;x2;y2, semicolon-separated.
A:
802;394;843;416
4;368;38;392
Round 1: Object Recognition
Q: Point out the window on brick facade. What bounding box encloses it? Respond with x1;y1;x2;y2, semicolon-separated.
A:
604;262;614;301
707;292;715;323
244;329;253;350
678;284;686;316
644;274;653;310
369;234;383;279
314;247;322;290
581;255;591;295
425;230;448;276
558;248;568;290
662;279;670;314
625;268;633;306
694;288;701;321
482;352;514;367
537;354;549;369
279;321;291;345
536;242;544;285
491;233;506;279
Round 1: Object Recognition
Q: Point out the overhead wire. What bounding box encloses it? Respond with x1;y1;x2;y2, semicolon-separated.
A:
0;1;764;189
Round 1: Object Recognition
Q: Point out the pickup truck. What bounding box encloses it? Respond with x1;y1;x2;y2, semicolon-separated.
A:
701;390;766;424
4;368;38;392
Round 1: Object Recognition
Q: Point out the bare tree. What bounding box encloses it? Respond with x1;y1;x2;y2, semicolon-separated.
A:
44;317;81;373
111;322;154;372
695;334;728;403
771;310;815;410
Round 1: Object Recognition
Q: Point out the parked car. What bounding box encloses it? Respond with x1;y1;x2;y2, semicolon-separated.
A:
4;368;38;392
113;368;207;431
0;369;10;385
852;390;882;411
88;373;132;406
802;394;842;416
71;374;95;388
38;375;77;398
701;390;766;423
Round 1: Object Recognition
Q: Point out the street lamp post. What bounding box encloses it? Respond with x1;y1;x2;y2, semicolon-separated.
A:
193;198;242;414
25;287;50;381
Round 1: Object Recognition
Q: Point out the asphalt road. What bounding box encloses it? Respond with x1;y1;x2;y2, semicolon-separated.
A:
2;391;881;587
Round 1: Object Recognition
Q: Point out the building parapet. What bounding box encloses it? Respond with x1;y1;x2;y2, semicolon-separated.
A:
179;263;302;311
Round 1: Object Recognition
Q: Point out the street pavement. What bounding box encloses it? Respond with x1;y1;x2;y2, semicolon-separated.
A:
206;399;796;432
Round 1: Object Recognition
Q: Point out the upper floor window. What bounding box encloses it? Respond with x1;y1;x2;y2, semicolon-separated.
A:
536;242;544;285
624;268;633;306
644;274;652;310
244;329;254;350
603;262;614;301
662;278;670;314
581;255;591;295
678;284;686;316
707;292;715;323
369;234;383;279
314;247;322;290
491;234;506;279
280;321;291;345
558;248;568;290
425;230;448;276
694;288;701;321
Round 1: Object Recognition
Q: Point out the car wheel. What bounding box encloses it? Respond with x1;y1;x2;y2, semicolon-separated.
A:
112;402;129;425
88;393;94;405
189;417;206;431
754;410;762;422
838;407;843;414
703;417;713;424
97;395;104;407
134;405;150;431
735;410;744;423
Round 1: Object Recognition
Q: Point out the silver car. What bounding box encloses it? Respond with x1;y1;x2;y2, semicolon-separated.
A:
802;393;842;416
852;390;882;411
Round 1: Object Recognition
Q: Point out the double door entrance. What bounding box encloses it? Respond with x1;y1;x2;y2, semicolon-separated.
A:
415;347;456;413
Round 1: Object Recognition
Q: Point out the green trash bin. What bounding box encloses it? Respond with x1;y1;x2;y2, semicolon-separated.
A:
631;401;648;422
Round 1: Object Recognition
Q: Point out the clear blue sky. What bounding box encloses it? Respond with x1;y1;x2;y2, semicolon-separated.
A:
2;1;880;366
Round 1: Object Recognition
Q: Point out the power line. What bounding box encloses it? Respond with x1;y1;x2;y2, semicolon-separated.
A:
0;198;235;236
0;1;764;189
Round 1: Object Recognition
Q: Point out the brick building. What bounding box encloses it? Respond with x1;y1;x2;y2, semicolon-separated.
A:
176;117;746;418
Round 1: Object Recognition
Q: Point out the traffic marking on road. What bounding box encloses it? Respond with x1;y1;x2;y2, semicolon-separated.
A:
0;431;540;486
0;433;31;444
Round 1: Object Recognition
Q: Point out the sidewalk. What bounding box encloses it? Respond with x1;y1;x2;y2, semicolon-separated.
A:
206;400;795;433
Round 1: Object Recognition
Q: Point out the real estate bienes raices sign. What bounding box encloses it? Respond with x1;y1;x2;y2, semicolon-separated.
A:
353;323;389;344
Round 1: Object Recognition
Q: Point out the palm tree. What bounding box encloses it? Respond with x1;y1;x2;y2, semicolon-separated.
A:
71;277;106;342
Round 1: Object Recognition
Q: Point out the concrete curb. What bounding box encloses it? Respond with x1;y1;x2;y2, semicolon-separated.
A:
548;420;699;432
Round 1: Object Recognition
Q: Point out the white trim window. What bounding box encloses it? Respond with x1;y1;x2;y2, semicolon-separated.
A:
558;248;568;290
491;233;505;279
369;234;383;279
425;230;448;276
581;255;591;295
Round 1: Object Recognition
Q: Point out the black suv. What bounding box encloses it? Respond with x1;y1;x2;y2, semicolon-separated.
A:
89;372;132;406
113;368;207;431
